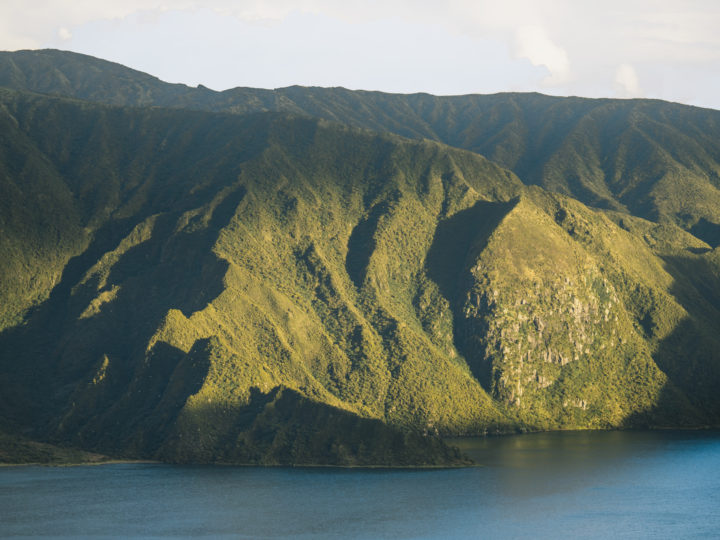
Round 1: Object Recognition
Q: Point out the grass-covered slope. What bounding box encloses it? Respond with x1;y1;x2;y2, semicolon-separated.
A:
1;85;720;464
0;430;110;465
4;50;720;239
0;89;523;464
452;191;720;428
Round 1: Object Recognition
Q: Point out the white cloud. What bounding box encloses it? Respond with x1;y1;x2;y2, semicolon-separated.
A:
514;25;571;85
615;63;642;97
60;9;543;95
58;27;73;41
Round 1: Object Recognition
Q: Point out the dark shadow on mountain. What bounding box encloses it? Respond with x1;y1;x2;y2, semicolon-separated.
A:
0;186;246;447
686;246;711;254
425;199;518;390
690;218;720;248
623;252;720;427
0;237;129;432
345;194;399;289
58;339;213;457
622;319;719;428
661;253;720;327
426;200;515;301
158;385;470;467
559;174;625;213
655;253;720;419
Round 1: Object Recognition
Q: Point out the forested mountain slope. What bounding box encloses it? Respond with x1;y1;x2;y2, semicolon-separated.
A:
1;52;720;465
3;49;720;241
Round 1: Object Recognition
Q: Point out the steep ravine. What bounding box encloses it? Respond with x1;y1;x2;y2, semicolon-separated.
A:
1;88;720;466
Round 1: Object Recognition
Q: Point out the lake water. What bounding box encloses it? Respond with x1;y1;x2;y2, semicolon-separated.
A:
1;430;719;539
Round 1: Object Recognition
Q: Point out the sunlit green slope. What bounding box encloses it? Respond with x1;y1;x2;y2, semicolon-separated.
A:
0;90;520;464
1;87;720;465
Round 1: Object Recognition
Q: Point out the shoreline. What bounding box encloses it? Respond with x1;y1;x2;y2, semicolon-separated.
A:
3;426;718;469
0;459;478;470
444;424;720;439
0;459;162;468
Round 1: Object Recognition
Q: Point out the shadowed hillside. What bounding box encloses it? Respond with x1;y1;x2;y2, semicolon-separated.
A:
0;89;525;463
4;50;720;240
2;55;720;465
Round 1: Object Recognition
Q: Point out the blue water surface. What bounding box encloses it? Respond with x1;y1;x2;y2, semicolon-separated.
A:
1;430;719;539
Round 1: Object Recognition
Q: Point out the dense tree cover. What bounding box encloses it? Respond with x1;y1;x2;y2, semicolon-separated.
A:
1;51;719;465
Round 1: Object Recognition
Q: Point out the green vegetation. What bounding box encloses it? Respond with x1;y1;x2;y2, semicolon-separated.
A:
1;50;720;465
161;386;471;467
0;431;110;465
5;50;720;236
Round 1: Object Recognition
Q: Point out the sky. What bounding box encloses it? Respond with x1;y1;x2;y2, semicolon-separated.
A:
2;1;720;109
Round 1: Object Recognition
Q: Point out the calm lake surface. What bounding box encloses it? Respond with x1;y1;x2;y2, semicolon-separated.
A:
2;430;719;539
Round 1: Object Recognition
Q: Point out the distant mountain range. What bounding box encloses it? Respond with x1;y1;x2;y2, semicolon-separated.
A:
1;49;719;465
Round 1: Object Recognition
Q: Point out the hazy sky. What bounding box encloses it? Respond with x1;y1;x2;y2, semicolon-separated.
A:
3;1;720;109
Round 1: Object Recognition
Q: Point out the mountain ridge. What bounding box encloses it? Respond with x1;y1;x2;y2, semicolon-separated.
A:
2;52;720;465
4;49;712;108
0;88;522;464
4;49;720;242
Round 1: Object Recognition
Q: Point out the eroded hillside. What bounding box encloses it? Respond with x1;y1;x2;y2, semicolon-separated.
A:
1;71;720;465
